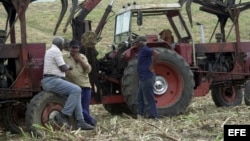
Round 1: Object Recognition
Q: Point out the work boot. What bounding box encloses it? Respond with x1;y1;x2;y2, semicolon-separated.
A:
91;118;97;127
76;119;94;130
55;112;70;129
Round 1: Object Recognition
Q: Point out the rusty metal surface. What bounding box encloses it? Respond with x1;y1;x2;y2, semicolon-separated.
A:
119;3;181;14
195;42;236;53
26;43;46;89
5;43;45;90
178;0;250;27
0;89;36;99
195;42;250;53
90;95;125;104
0;44;21;58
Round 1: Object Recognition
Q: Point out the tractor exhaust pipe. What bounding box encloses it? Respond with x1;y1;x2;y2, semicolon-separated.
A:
196;22;205;43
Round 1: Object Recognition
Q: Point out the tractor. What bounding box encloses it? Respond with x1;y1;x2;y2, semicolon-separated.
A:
1;0;250;136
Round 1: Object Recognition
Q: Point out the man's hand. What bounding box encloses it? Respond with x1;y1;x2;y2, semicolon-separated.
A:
66;64;73;70
72;53;82;63
150;50;160;73
152;50;160;64
65;70;71;76
149;65;155;73
59;64;73;72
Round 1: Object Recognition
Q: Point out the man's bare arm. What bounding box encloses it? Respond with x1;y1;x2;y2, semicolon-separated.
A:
152;50;160;65
150;50;160;72
59;64;72;72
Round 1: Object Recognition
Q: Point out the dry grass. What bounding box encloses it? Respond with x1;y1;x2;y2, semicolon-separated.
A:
3;93;250;141
81;94;249;141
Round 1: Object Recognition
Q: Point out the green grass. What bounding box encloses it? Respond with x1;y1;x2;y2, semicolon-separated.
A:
2;0;250;53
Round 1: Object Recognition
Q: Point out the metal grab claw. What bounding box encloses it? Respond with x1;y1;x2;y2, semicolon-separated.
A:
53;0;68;35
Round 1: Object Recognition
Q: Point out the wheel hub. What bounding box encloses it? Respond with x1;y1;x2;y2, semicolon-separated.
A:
154;76;168;95
42;102;62;124
224;87;233;97
48;111;59;121
222;86;236;102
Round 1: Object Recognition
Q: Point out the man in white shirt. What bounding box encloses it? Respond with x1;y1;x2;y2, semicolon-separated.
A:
41;36;94;130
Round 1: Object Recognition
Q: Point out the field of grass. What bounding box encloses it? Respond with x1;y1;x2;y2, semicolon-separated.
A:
1;0;250;140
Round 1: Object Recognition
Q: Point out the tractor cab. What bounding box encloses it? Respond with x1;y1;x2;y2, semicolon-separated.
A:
113;3;193;64
114;3;192;47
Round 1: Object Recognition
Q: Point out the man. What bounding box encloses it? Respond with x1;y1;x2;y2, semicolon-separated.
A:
41;36;94;130
159;29;175;49
63;40;97;126
133;36;160;119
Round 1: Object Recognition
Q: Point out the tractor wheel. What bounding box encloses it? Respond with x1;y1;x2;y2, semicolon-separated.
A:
211;85;242;107
103;103;133;115
26;91;75;137
2;101;26;133
244;80;250;106
122;48;194;116
121;58;138;115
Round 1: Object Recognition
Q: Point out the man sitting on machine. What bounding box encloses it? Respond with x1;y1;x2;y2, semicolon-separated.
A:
159;29;175;49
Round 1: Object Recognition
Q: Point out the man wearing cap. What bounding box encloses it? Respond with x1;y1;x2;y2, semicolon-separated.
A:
63;40;97;126
41;36;94;130
133;36;160;119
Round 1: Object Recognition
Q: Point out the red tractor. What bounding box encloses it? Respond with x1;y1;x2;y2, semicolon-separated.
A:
1;0;250;136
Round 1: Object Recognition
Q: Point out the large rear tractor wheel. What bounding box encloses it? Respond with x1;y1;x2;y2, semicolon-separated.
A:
2;101;26;133
26;91;75;137
244;80;250;106
122;48;194;116
211;85;242;107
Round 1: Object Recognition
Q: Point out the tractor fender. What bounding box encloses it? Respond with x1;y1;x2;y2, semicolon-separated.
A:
121;47;138;61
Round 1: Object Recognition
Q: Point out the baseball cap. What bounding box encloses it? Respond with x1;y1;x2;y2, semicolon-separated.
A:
132;36;147;43
69;40;80;48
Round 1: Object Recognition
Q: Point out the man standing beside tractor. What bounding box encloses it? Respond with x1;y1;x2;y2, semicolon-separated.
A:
133;36;160;119
63;39;97;127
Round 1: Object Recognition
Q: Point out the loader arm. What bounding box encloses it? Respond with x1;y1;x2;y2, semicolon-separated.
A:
95;0;115;41
54;0;102;40
53;0;68;35
72;0;115;41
